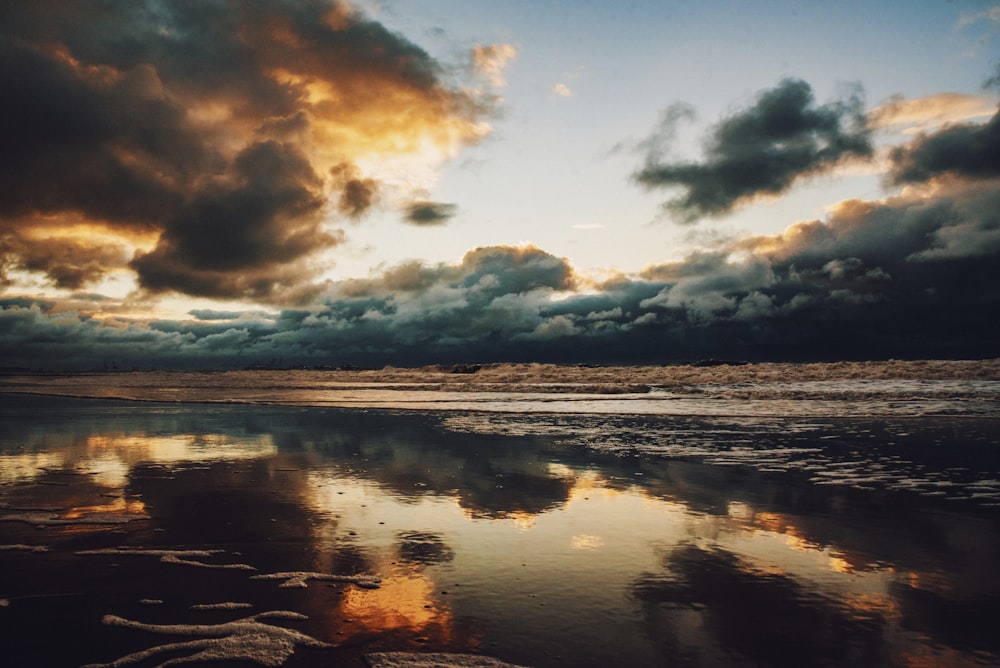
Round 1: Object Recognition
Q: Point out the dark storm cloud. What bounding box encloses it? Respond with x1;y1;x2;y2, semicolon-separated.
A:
330;163;380;219
2;76;998;367
888;107;1000;184
984;63;1000;91
635;79;873;222
4;91;1000;367
0;233;130;290
3;184;1000;369
337;245;577;299
189;309;273;322
0;35;200;226
0;245;589;369
130;141;341;301
403;201;458;226
0;0;491;299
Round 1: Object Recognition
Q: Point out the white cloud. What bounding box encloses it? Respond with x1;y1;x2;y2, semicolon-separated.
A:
472;43;518;88
552;83;573;97
956;6;1000;30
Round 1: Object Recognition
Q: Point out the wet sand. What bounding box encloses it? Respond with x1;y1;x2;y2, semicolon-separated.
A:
1;395;999;666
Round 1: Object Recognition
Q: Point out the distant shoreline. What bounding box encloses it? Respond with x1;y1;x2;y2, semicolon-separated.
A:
1;360;998;420
2;358;999;380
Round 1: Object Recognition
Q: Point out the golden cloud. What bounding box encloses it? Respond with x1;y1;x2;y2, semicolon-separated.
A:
0;1;498;301
472;43;518;88
868;93;998;134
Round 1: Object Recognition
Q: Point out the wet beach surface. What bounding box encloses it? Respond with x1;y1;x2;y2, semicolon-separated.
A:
1;395;999;667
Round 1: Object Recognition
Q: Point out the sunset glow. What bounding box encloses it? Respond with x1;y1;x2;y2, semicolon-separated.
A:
1;0;998;368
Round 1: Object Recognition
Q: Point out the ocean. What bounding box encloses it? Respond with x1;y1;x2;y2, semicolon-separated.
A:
1;361;999;667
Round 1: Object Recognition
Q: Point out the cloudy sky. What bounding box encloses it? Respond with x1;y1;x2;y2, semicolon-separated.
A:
1;0;998;369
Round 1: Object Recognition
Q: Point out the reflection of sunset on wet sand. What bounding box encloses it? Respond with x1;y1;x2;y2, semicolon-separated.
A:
85;432;278;466
338;571;471;647
0;395;998;666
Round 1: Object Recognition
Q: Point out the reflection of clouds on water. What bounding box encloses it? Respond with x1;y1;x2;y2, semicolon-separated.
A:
632;528;1000;665
632;544;886;666
396;531;456;566
570;534;604;550
445;413;1000;506
322;531;471;645
0;397;278;496
335;571;478;651
303;482;478;646
0;453;64;484
131;458;320;546
0;461;148;533
83;432;278;468
1;395;998;665
627;469;1000;665
299;411;578;518
889;577;1000;658
75;453;130;487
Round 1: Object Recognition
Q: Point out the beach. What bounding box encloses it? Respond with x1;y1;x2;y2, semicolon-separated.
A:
5;1;1000;664
1;363;999;666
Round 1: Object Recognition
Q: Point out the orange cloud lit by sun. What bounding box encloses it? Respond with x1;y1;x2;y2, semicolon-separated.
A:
472;43;518;89
868;92;998;134
1;2;509;299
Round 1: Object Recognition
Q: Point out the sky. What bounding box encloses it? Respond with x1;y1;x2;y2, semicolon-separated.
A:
1;0;998;369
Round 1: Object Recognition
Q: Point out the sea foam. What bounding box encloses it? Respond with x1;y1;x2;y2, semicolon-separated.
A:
76;547;256;570
251;571;381;589
81;611;331;668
